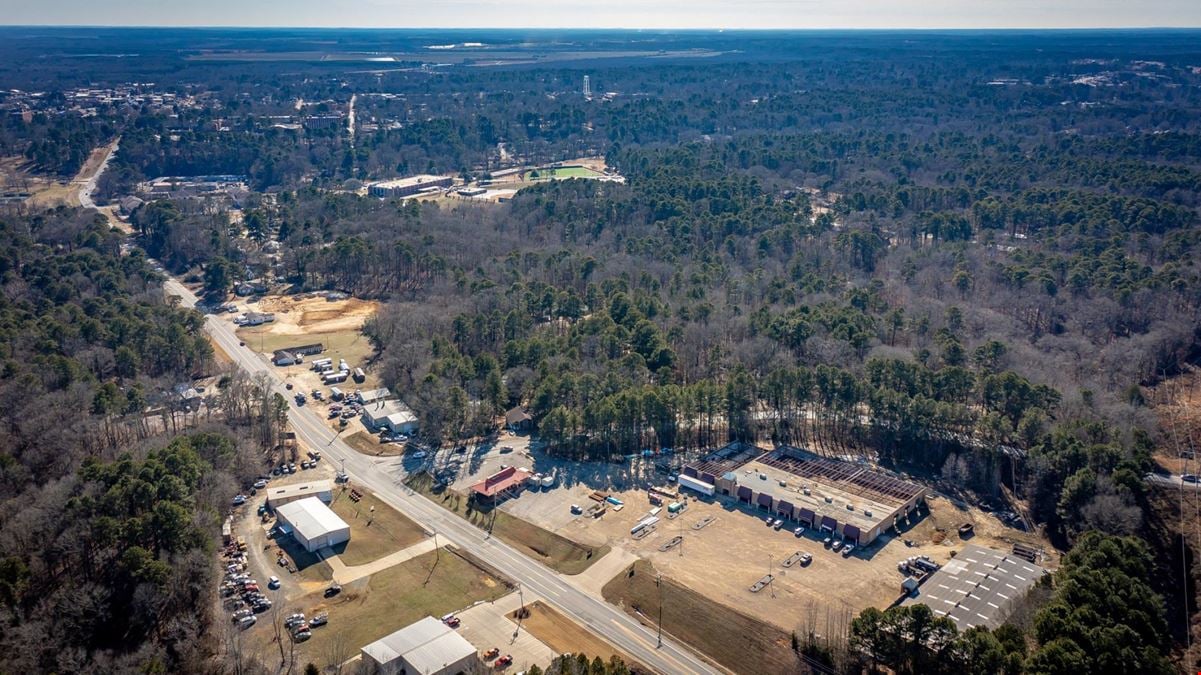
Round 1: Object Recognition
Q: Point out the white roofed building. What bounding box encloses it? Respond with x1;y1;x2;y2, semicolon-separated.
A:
360;616;477;675
362;399;419;435
274;497;350;553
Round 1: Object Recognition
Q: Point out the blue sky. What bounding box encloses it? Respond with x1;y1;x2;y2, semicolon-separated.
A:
3;0;1199;29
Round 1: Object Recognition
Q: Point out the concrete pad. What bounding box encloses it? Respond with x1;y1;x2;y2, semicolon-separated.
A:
456;593;559;672
569;547;638;596
321;538;440;584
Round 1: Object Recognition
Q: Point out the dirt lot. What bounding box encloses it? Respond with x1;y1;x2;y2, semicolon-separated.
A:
512;601;635;666
246;548;512;670
328;484;428;566
232;293;381;392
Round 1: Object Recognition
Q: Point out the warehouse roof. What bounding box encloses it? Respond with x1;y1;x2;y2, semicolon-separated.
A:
370;174;450;190
902;544;1046;631
361;616;475;674
275;497;348;540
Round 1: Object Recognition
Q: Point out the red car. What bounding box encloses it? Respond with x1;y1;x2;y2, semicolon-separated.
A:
443;616;461;628
494;655;513;669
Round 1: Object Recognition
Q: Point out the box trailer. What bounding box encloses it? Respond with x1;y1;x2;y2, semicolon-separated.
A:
677;473;715;497
353;367;365;383
322;371;349;385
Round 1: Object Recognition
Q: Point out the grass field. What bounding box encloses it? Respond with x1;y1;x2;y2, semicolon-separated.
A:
602;560;799;675
407;473;609;575
328;486;427;566
524;165;602;180
281;548;511;665
512;601;634;666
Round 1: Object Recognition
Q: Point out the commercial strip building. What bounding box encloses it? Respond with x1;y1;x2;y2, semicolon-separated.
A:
274;497;351;553
265;479;334;509
679;443;926;545
902;544;1046;631
361;616;478;675
368;174;453;199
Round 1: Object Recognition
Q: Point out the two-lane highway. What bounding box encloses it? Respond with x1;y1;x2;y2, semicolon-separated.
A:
158;277;719;675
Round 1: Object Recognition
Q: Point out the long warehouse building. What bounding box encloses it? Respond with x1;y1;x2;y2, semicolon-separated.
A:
679;443;926;545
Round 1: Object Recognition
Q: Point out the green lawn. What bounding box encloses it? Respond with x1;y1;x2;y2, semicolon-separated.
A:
406;473;609;575
329;486;428;566
281;549;511;667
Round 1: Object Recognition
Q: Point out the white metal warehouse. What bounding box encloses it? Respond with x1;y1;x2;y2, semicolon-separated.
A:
274;497;350;553
360;616;477;675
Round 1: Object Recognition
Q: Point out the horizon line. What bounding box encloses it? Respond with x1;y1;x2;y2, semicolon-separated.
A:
2;24;1201;32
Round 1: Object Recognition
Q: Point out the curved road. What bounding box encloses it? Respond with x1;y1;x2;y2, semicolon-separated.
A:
157;276;718;675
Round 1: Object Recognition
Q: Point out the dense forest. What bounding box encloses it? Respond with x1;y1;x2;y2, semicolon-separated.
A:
2;27;1201;674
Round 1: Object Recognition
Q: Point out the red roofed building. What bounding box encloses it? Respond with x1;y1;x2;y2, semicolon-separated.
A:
471;466;532;503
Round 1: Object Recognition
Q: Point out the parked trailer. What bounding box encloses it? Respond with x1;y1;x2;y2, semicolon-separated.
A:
329;387;344;401
311;358;333;370
353;367;365;383
323;371;349;385
631;516;660;535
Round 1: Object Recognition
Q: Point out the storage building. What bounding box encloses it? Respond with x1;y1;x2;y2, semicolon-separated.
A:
274;497;350;553
360;616;478;675
266;480;334;508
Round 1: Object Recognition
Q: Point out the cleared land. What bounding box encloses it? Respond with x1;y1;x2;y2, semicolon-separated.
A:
328;484;427;566
511;601;633;666
234;294;380;392
603;559;797;675
261;548;511;665
407;473;609;575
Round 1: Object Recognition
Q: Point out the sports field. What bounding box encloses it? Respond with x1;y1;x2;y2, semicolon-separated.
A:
524;165;602;180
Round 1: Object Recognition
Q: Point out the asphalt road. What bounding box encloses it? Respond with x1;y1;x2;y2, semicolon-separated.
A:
158;277;719;675
76;138;119;209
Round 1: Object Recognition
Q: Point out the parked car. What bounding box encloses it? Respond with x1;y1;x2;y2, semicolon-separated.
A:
800;553;813;566
831;540;844;552
842;544;856;557
285;383;293;390
238;615;257;629
288;463;297;472
772;519;784;530
494;654;513;668
253;479;267;489
292;630;311;642
823;536;833;548
793;526;805;537
271;466;282;476
441;613;460;628
1184;474;1199;483
268;576;280;589
232;494;247;506
484;647;501;660
324;583;342;598
765;515;775;526
284;613;306;629
310;613;328;627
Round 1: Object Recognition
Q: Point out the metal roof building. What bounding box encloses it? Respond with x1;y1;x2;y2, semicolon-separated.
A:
274;497;350;553
360;616;478;675
681;444;926;545
266;479;334;508
361;400;419;434
902;544;1046;631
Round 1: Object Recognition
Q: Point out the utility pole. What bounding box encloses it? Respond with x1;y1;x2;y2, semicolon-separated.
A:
513;583;525;641
769;554;775;598
656;573;664;648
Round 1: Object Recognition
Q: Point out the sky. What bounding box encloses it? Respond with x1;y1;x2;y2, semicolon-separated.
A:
2;0;1200;29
